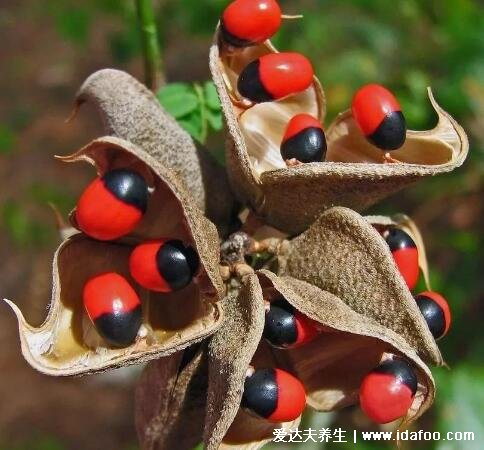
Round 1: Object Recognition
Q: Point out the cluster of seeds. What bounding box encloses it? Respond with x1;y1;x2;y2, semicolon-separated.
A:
76;168;199;347
218;0;451;426
220;0;407;167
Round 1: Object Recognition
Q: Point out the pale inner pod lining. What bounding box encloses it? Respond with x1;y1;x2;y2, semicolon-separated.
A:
220;44;460;176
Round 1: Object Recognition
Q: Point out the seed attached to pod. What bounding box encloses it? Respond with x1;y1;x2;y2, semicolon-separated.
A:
415;291;451;340
280;114;327;163
360;359;417;424
237;52;314;103
83;272;142;348
383;227;419;290
241;368;306;422
76;169;148;241
221;0;282;48
264;297;319;348
352;84;406;150
129;239;199;293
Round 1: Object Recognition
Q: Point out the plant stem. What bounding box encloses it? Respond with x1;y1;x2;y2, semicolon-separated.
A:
135;0;164;91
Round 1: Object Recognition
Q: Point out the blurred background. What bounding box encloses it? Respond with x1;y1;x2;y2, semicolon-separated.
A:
0;0;482;449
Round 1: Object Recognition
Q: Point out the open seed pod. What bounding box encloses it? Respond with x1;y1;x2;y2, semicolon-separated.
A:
76;69;236;231
367;213;431;290
4;136;224;375
284;206;442;366
201;271;435;449
210;26;468;234
135;344;208;450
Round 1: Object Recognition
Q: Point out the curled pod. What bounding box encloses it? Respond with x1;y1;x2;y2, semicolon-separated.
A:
415;291;451;340
284;207;442;366
220;0;282;48
75;69;236;233
210;23;468;234
4;137;224;375
191;271;435;450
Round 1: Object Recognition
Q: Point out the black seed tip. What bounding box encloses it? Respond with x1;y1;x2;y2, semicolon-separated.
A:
281;127;327;163
264;298;298;348
102;169;148;213
368;111;406;150
384;227;416;251
93;305;142;348
220;20;254;48
237;60;274;103
416;295;446;339
156;240;199;291
374;359;418;396
241;368;277;419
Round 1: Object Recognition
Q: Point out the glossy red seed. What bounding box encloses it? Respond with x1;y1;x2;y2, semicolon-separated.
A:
221;0;282;47
269;368;306;422
282;114;323;142
129;240;171;293
352;84;402;135
416;291;451;338
392;247;419;290
259;53;314;100
360;360;417;424
83;272;140;320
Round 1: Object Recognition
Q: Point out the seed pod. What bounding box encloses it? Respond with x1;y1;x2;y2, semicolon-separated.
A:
415;291;451;340
75;69;236;233
130;239;199;293
284;207;442;365
238;53;314;103
196;270;434;450
5;137;224;375
360;359;418;424
264;297;319;348
210;24;468;234
241;368;306;422
83;272;142;347
383;227;419;290
352;84;406;150
220;0;282;48
76;169;148;241
280;114;327;163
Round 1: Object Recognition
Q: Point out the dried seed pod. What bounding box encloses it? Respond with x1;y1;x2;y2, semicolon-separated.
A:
284;207;442;366
75;69;236;232
135;345;208;450
210;26;468;234
256;271;435;426
4;137;224;375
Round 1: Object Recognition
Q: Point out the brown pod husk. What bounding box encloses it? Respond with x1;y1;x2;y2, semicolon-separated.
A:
284;207;442;366
76;69;236;231
210;28;468;234
205;274;300;450
4;137;225;375
366;213;431;290
257;271;435;425
135;344;208;450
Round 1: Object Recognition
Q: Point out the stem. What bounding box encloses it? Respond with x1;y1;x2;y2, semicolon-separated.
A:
194;83;208;143
135;0;165;91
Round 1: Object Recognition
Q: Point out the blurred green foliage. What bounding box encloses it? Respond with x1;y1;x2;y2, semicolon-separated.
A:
1;0;483;449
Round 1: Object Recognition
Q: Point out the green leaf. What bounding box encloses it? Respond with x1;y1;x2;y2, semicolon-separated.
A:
203;81;221;111
177;110;203;142
157;83;200;118
0;124;15;154
206;108;223;131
